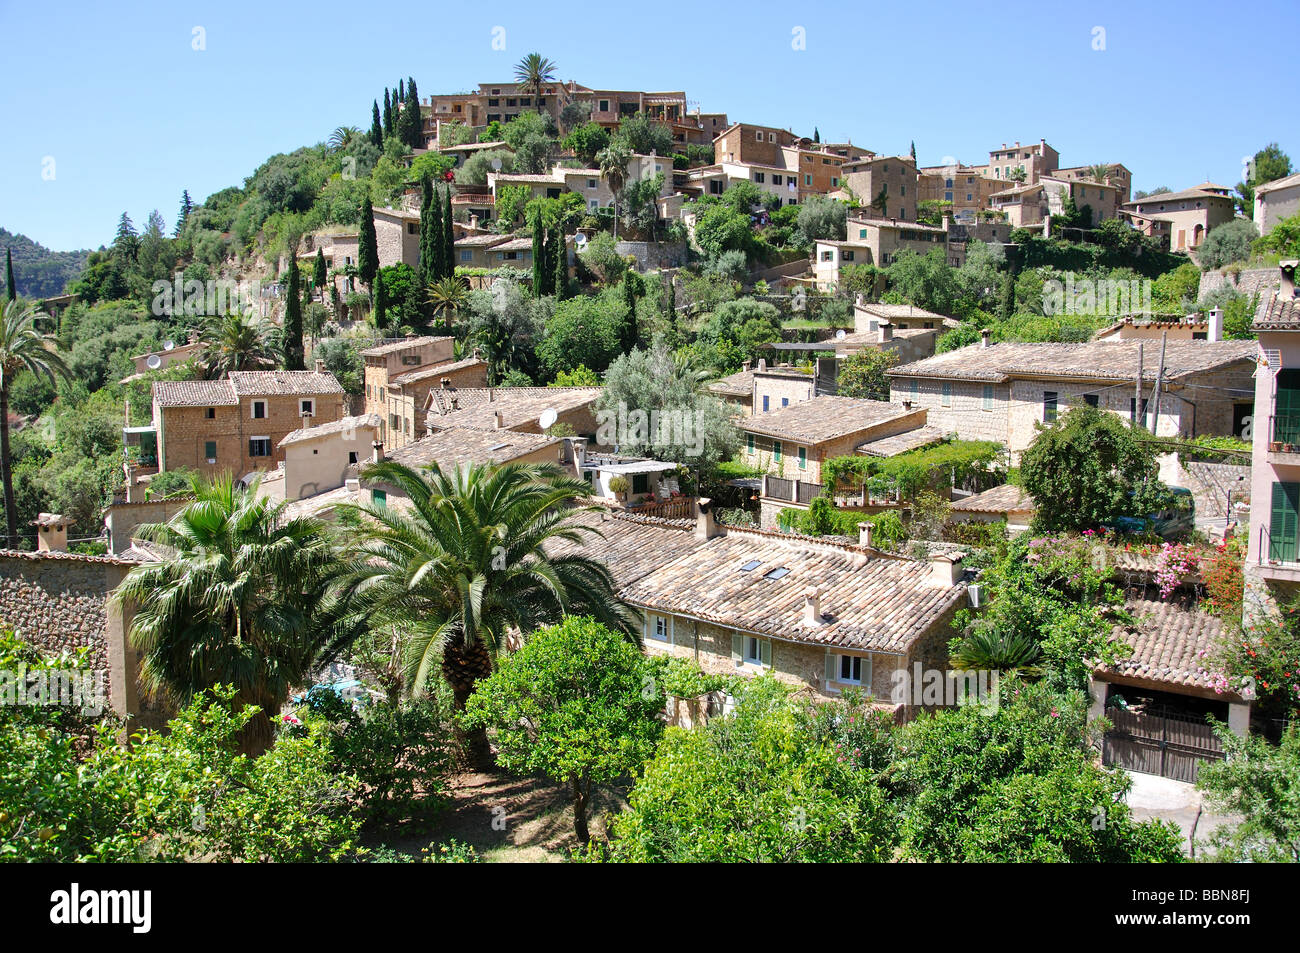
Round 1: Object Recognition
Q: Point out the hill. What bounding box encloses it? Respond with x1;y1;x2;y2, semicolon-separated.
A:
0;227;94;299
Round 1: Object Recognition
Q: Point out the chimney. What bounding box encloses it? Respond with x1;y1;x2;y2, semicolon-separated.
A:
742;359;752;372
314;359;325;373
926;551;964;588
857;521;874;548
488;387;494;402
878;320;893;343
345;477;360;496
493;410;504;429
34;513;68;553
372;441;384;464
440;377;451;389
694;496;722;540
941;213;951;233
802;587;824;626
472;347;482;360
1281;261;1298;300
757;358;767;371
902;399;912;411
980;328;991;348
1207;308;1224;342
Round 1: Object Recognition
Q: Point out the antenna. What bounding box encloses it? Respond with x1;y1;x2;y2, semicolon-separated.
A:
539;408;558;430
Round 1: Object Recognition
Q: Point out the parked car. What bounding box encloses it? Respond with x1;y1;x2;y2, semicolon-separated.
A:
1107;486;1194;539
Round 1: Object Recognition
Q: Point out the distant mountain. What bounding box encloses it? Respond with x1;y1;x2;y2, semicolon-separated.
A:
0;228;94;299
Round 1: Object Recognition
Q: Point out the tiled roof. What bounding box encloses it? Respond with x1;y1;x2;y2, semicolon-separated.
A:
153;379;239;407
739;396;919;444
950;483;1035;514
426;386;602;432
491;237;533;252
1098;596;1235;696
1123;184;1233;207
857;425;950;457
888;340;1256;383
620;527;966;654
548;510;704;589
1256;172;1300;195
1253;289;1300;330
359;336;451;357
391;357;489;388
278;414;382;448
706;368;755;398
854;302;950;322
228;371;345;397
454;234;510;247
384;426;561;471
845;216;946;233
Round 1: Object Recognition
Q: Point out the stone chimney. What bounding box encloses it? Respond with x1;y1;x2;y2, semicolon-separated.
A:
757;358;767;372
902;399;912;411
941;213;951;233
926;551;964;588
802;587;824;626
34;513;68;553
493;410;504;429
371;441;384;464
440;377;451;389
878;320;893;343
694;496;722;540
1207;307;1224;342
857;521;874;548
1280;260;1298;300
980;328;992;348
315;359;326;373
742;359;752;372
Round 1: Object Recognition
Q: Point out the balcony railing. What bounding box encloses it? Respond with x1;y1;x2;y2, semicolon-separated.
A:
1269;413;1300;449
1260;523;1300;565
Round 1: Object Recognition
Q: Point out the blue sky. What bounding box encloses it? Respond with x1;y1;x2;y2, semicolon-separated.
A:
2;0;1297;251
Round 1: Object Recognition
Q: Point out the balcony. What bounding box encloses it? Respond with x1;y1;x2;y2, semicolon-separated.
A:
1267;413;1300;465
1257;525;1300;582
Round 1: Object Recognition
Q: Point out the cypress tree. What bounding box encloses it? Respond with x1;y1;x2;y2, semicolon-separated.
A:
4;248;15;302
382;89;393;138
370;100;383;147
407;76;419;105
402;90;422;150
175;190;193;237
998;270;1015;322
910;140;917;163
284;256;305;370
419;177;438;288
313;247;327;296
553;228;568;300
442;184;455;279
373;270;388;329
813;127;820;143
531;210;546;297
620;273;641;353
397;79;404;104
358;197;379;289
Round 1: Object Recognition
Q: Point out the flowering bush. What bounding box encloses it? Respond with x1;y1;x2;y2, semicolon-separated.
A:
1201;538;1245;622
1210;595;1300;717
1152;542;1199;600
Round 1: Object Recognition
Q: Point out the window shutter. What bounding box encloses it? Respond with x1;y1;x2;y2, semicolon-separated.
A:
863;654;874;692
825;652;836;686
1271;482;1300;562
759;639;772;668
248;439;256;457
731;633;743;664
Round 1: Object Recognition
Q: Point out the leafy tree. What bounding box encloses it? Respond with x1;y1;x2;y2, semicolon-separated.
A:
837;348;898;400
0;300;69;546
578;230;627;285
112;476;355;754
1197;219;1259;271
1259;211;1300;259
615;113;674;158
536;293;624;378
886;248;965;315
283;255;305;370
693;202;756;265
463;616;664;841
1196;722;1300;862
357;196;378;289
502;110;557;175
463;281;545;382
562;121;610;165
336;460;637;767
200;312;275;378
794;195;847;247
1236;142;1293;217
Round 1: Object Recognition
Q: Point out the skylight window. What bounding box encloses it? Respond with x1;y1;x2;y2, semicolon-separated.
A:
762;567;790;580
739;560;761;572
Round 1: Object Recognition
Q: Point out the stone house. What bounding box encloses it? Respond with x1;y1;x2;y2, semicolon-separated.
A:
385;358;490;449
362;335;486;449
834;324;939;366
425;386;604;443
1121;184;1236;253
948;483;1036;533
453;233;510;269
854;301;956;333
1254;172;1300;238
713;122;800;168
888;338;1257;459
981;139;1060;186
989;183;1047;227
1040;175;1122;224
151;369;346;480
372;206;422;269
278;414;383;502
737;395;929;483
919;165;1016;219
840;155;919;222
1054;163;1134;205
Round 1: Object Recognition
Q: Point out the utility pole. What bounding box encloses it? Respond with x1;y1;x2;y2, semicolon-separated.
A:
1149;331;1167;436
1135;342;1144;428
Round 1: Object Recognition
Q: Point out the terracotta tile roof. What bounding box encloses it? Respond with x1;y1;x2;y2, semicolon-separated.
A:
620;528;966;654
857;425;950;457
426;387;602;432
854;302;952;323
384;426;561;471
548;510;705;589
1256;172;1300;195
278;414;382;448
888;340;1256;384
391;357;489;388
153;379;239;407
1253;290;1300;330
950;483;1035;514
454;234;510;248
739;395;920;444
0;548;146;567
1123;184;1233;207
1098;596;1235;696
359;336;452;358
706;368;755;398
227;371;345;397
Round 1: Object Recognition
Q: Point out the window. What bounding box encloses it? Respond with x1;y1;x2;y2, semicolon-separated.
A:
204;441;217;461
762;566;789;580
901;184;906;196
205;407;215;419
632;473;649;495
248;437;271;457
460;250;472;262
831;177;839;188
519;97;530;106
251;400;266;419
742;636;767;665
805;174;812;186
739;559;761;572
966;193;973;202
982;384;993;411
797;447;807;470
487;98;499;106
755;130;763;141
762;395;770;412
300;399;314;416
768;132;776;142
837;654;866;685
820;250;833;262
598;100;609;112
945;178;953;188
941;382;952;408
378;387;385;401
1043;391;1058;423
746;433;755;453
506;98;516;106
348;451;359;465
1084;394;1099;408
586;178;597;189
754;172;765;183
647;615;672;643
773;440;782;462
371;488;387;509
407;223;418;235
772;174;782;185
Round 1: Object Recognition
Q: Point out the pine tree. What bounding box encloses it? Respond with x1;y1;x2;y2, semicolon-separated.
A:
531;211;546;298
382;89;393;138
175;191;193;237
313;248;327;297
370;100;383;147
358;197;379;289
442;185;455;279
813;127;820;143
114;213;138;262
4;249;15;302
284;256;305;370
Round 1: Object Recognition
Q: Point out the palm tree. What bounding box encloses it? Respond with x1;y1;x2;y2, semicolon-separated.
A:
200;312;276;378
337;460;638;766
0;300;69;547
426;276;468;331
597;140;631;239
112;475;355;754
1087;163;1113;184
513;53;557;113
950;625;1043;676
329;126;361;152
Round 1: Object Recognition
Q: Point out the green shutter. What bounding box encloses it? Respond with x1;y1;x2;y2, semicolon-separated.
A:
1270;482;1300;562
731;633;743;664
825;652;837;685
759;639;772;667
1278;371;1300;444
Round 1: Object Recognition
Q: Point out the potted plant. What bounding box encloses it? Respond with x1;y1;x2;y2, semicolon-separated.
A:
608;475;631;504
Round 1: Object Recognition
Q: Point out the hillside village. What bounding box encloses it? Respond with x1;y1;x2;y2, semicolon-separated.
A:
3;53;1300;866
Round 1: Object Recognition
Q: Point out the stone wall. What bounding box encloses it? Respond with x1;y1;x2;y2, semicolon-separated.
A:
614;241;688;271
1198;266;1281;303
105;498;191;554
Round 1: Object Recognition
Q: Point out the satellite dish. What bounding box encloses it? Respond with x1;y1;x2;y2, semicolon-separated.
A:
539;408;558;430
834;329;847;340
146;354;163;370
490;158;503;172
574;233;588;251
163;340;175;350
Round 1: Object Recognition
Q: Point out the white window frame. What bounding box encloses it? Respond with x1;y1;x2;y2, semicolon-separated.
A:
742;636;766;665
300;399;314;417
248;435;272;458
251;399;267;419
828;651;872;689
646;614;673;644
